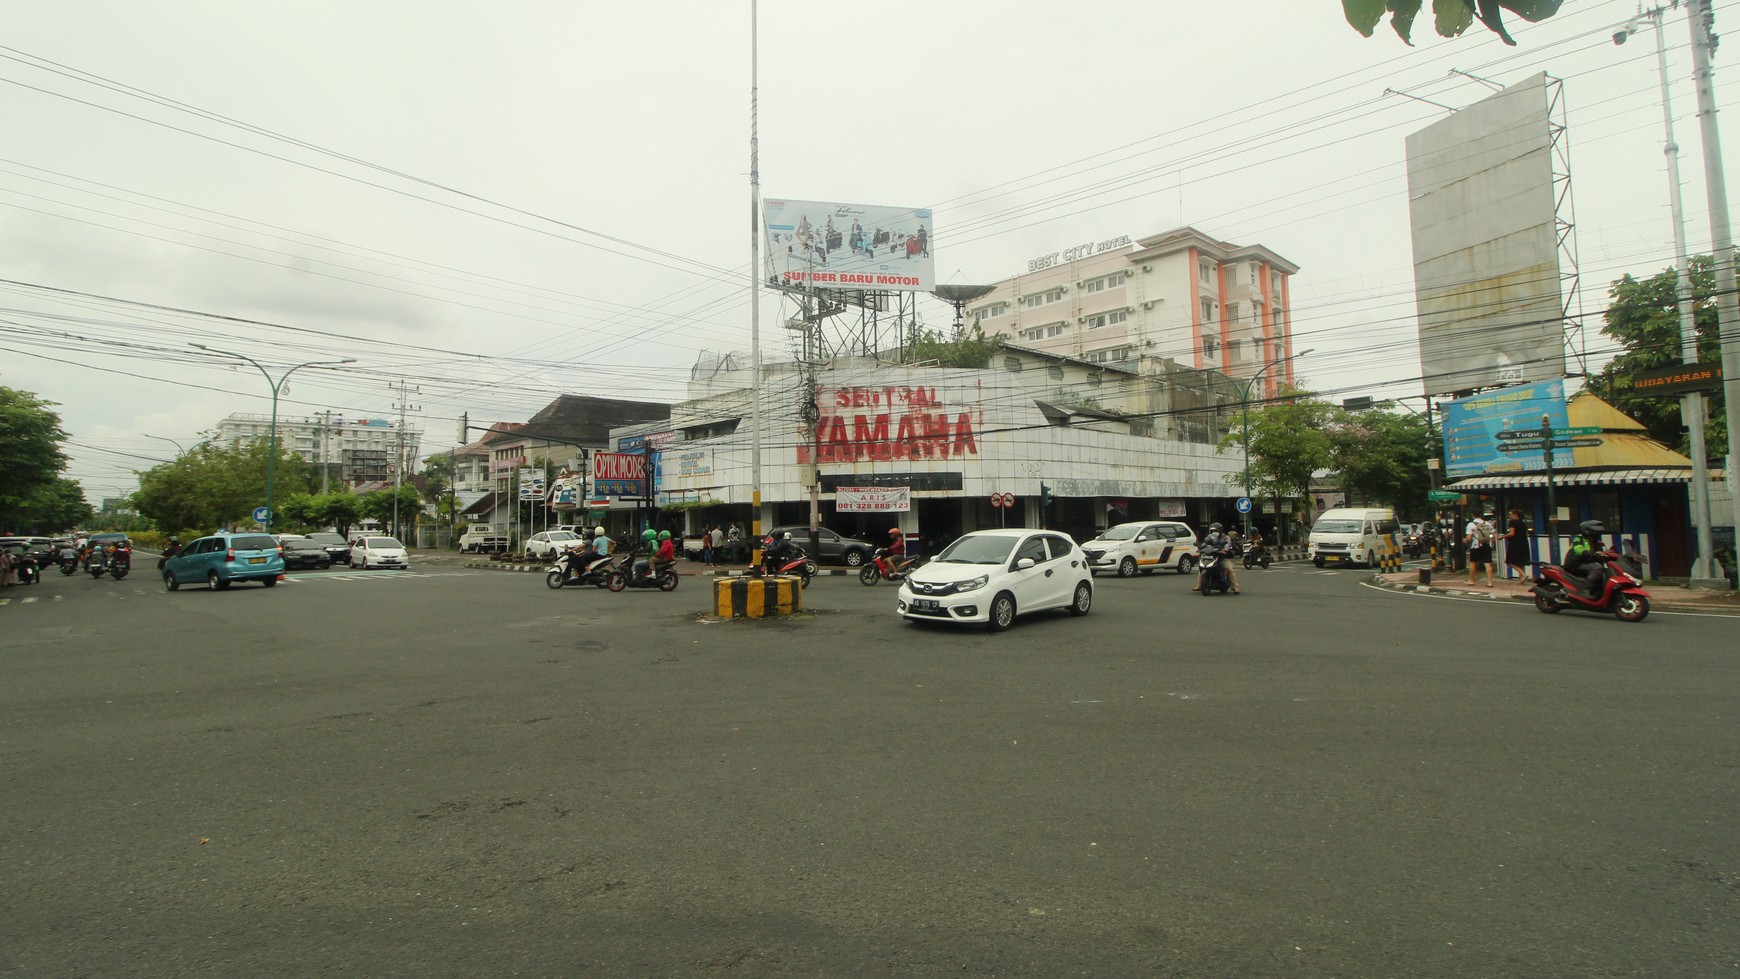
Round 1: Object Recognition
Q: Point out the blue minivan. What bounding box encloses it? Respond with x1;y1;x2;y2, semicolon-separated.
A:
163;533;285;591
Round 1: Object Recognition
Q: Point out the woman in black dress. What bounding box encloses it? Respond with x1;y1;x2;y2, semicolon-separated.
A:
1502;507;1532;583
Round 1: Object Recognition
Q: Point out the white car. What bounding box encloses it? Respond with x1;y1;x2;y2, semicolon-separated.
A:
1081;521;1199;577
525;531;582;560
897;528;1093;631
349;536;409;570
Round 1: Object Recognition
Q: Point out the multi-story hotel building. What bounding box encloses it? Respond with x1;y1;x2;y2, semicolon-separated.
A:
966;226;1301;399
213;413;423;484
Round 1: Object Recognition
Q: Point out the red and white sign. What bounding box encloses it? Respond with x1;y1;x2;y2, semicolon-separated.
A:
836;486;911;513
991;492;1015;508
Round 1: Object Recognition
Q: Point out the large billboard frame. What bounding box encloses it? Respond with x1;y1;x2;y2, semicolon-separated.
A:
763;198;935;292
1407;72;1569;397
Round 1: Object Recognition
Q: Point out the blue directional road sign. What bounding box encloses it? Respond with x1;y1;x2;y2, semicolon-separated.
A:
253;506;272;524
1236;497;1253;514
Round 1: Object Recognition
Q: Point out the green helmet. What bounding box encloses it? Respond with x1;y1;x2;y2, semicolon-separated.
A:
658;531;671;541
642;529;657;541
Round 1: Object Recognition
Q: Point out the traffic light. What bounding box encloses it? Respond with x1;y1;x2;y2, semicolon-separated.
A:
1040;483;1053;510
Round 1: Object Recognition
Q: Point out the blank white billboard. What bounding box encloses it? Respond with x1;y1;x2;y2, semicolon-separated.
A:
1407;72;1566;396
763;199;935;292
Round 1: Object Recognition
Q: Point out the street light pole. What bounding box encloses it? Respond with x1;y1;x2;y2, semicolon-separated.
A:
190;344;355;528
141;433;187;457
1216;348;1314;537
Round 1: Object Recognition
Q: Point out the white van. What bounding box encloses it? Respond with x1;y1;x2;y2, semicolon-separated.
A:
458;524;509;554
1308;507;1400;568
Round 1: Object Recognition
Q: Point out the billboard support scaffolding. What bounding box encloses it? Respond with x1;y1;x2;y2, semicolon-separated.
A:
1545;73;1588;377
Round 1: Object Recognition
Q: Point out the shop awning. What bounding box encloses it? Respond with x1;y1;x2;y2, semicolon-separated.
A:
1445;468;1726;491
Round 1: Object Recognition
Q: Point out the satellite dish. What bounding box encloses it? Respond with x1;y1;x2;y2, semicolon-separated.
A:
930;284;997;332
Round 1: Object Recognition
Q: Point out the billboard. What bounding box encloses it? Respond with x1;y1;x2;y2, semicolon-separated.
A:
592;452;647;497
763;198;934;292
1407;72;1566;397
1441;378;1571;478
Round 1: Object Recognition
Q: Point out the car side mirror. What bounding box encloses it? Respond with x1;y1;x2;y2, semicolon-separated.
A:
1016;557;1036;570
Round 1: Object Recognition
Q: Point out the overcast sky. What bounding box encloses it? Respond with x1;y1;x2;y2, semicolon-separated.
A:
2;1;1733;500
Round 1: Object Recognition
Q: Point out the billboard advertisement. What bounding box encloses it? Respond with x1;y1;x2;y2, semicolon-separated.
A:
836;486;912;512
592;452;647;497
1407;72;1566;397
1441;379;1571;478
763;198;934;292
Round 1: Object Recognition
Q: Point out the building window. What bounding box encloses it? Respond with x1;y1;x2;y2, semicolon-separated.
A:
1200;299;1216;322
1047;366;1065;381
1199;262;1211;284
1004;357;1023;372
1226;302;1240;323
1084;310;1128;330
1249;263;1260;286
1587;492;1623;532
1020;288;1066;309
1202;335;1220;359
1085;272;1128;293
972;302;1009;322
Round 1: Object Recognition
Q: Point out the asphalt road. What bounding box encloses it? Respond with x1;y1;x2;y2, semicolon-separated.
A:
3;561;1736;977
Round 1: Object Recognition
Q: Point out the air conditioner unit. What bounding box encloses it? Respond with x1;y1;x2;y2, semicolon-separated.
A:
1141;302;1152;309
1142;264;1153;272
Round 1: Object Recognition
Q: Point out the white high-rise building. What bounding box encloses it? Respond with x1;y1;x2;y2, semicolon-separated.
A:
967;226;1301;399
213;413;423;484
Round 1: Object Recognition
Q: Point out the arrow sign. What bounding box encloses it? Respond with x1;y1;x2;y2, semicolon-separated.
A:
1553;426;1601;437
1555;437;1604;448
1495;440;1548;453
1495;430;1537;441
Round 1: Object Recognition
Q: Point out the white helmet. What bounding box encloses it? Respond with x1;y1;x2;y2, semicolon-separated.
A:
593;527;605;538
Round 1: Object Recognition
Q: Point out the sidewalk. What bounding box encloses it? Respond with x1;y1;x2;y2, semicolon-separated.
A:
1371;568;1740;615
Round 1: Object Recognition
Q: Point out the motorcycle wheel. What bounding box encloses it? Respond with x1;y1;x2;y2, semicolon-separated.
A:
1198;576;1211;597
1258;555;1270;570
859;565;881;586
60;564;76;575
1614;594;1649;623
799;568;812;589
605;572;627;593
658;570;679;592
545;571;566;590
1532;589;1562;614
111;567;128;581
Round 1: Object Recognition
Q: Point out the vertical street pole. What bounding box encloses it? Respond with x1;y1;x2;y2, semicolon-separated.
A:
748;0;765;567
1687;0;1740;571
1541;414;1561;567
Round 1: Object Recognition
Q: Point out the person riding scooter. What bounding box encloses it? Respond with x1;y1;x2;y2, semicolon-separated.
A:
1564;520;1612;599
1198;522;1240;594
631;528;659;580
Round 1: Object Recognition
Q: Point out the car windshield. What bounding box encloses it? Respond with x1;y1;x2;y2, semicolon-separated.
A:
286;540;323;550
1313;519;1363;534
1099;526;1140;541
550;532;578;541
935;535;1018;565
305;533;347;545
366;538;404;548
231;535;279;550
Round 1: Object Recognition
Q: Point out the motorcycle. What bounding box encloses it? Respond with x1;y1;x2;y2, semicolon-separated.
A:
109;548;131;581
1242;539;1270;570
85;551;109;579
1196;551;1230;596
58;553;79;575
1531;550;1650;622
857;547;919;586
9;553;40;585
760;546;814;588
546;550;629;589
606;557;680;593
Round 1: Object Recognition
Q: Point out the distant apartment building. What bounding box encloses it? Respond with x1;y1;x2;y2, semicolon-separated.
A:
213;413;423;484
967;226;1301;398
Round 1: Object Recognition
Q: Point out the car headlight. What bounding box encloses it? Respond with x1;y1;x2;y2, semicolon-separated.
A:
956;574;990;593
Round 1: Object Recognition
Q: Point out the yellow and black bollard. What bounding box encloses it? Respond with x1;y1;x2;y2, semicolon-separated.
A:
714;574;803;619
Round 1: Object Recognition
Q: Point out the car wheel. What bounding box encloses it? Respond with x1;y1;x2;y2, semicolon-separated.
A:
320;559;331;569
261;576;278;587
1117;556;1137;578
207;571;228;591
987;592;1016;632
844;549;865;567
359;557;368;570
1177;555;1196;575
1068;581;1092;616
163;571;179;592
1313;556;1325;568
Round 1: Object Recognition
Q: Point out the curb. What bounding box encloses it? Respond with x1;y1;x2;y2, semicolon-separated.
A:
1367;573;1740;615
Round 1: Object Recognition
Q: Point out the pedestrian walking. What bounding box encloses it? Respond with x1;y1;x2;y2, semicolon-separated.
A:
1502;508;1531;583
700;524;714;566
1465;510;1497;587
708;524;725;566
727;523;743;564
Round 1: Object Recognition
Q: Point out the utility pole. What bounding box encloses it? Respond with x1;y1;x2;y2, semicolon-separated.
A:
316;409;335;495
1687;0;1740;580
390;381;421;542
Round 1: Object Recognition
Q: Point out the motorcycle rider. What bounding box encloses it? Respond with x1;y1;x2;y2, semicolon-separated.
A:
584;527;613;574
158;536;181;570
631;528;658;580
763;531;797;575
886;527;914;575
1198;522;1241;594
1564;520;1611;599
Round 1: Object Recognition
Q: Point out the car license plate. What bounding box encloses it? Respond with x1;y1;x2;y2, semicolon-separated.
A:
912;599;939;611
1325;554;1343;562
248;557;266;564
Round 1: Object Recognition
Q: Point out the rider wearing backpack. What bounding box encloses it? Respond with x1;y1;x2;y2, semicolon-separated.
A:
1465;510;1497;587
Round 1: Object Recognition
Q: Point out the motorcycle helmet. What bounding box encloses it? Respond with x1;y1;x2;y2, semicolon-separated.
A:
889;527;902;536
1579;520;1606;536
594;527;606;538
782;532;792;540
1209;522;1224;533
657;530;671;541
642;529;657;542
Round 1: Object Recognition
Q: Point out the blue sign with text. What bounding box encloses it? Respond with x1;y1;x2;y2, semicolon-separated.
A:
1441;379;1571;479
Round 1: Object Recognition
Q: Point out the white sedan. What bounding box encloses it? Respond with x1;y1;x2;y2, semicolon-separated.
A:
525;531;582;560
897;528;1093;631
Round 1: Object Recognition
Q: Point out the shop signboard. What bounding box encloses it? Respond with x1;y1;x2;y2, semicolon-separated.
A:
836;486;911;513
593;452;647;497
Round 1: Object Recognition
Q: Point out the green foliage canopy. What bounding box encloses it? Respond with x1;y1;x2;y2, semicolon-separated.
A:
0;387;72;529
132;439;311;532
1343;0;1562;46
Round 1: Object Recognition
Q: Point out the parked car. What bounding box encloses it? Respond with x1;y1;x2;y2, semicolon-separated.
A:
763;526;875;566
349;536;409;570
303;532;352;564
525;530;582;560
1080;521;1199;577
897;528;1093;631
162;532;285;591
280;538;334;570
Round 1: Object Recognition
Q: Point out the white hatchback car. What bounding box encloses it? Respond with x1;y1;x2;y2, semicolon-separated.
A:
897;528;1093;631
525;530;582;560
348;536;409;570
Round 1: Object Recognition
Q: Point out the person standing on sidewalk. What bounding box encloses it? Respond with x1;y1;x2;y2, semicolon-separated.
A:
708;524;725;566
1465;510;1497;587
727;523;743;564
700;524;715;566
1501;508;1531;583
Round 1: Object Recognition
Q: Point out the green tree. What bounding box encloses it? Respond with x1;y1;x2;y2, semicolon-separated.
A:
905;323;1000;369
314;492;361;538
1329;407;1434;519
1219;388;1338;539
357;486;423;538
1587;257;1727;459
133;439;312;532
1344;0;1562;46
0;387;71;530
277;493;321;530
420;452;452;500
11;477;94;534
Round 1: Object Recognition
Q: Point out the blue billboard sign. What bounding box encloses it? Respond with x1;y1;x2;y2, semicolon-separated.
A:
1441;379;1571;478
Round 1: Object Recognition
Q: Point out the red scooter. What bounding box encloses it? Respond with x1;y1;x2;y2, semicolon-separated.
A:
858;547;920;586
1531;550;1650;622
757;545;814;588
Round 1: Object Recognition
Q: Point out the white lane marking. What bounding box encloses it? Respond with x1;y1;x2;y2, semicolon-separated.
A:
1356;581;1737;618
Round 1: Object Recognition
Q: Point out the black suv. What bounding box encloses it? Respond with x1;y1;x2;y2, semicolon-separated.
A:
763;526;874;567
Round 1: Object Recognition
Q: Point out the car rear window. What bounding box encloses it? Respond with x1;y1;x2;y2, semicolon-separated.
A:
366;538;404;548
230;535;280;550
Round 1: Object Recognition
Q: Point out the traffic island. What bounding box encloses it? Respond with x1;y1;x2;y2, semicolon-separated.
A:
714;575;803;619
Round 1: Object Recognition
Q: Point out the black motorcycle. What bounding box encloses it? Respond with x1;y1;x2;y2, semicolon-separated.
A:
86;551;110;579
606;558;679;593
109;549;131;581
8;553;40;585
1242;539;1270;570
58;553;79;575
